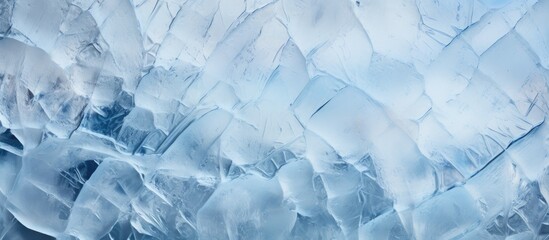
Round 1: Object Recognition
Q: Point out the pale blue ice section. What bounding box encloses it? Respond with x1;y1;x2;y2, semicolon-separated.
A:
0;0;549;239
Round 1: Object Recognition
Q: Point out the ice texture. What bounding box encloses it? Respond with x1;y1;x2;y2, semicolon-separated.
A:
0;0;549;239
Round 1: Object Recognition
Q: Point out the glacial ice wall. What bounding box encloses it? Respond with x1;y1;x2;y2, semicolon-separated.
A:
0;0;549;239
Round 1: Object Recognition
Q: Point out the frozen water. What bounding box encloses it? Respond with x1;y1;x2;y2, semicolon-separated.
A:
0;0;548;239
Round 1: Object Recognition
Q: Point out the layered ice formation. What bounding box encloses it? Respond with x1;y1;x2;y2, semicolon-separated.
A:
0;0;549;239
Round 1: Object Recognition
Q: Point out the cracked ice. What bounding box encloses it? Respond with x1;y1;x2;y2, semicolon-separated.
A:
0;0;549;239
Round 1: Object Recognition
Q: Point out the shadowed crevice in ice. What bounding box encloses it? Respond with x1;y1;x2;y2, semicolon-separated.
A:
58;159;100;201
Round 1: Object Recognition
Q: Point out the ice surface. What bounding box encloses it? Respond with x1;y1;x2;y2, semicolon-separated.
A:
0;0;549;239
